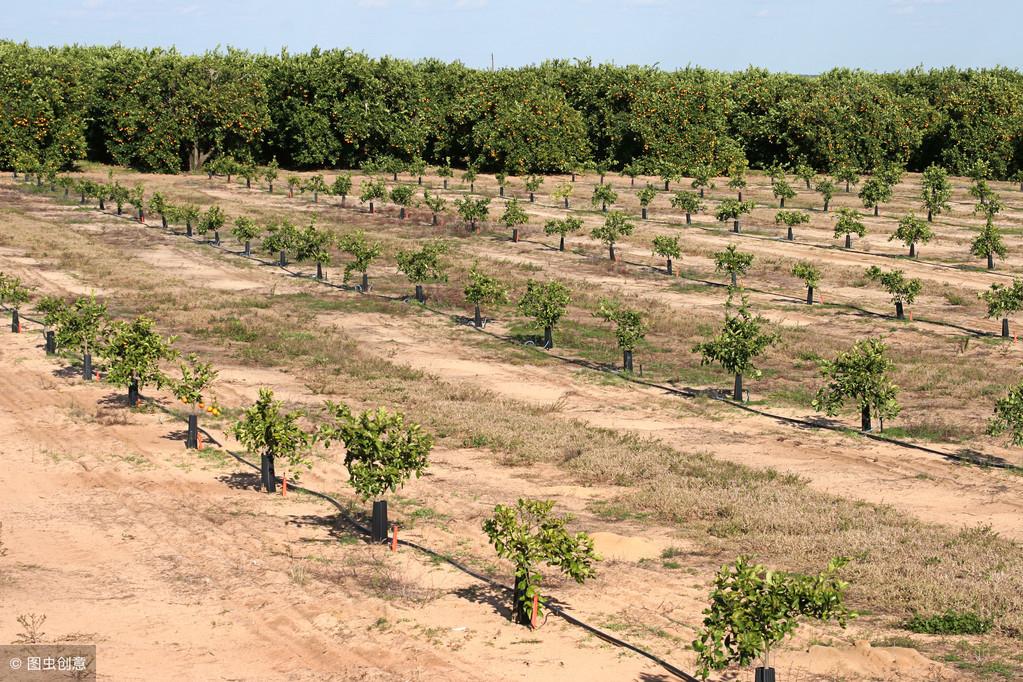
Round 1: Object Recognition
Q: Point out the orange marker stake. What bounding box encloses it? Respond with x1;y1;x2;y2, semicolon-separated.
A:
391;524;399;552
531;593;539;630
197;432;203;450
909;311;914;322
282;473;287;497
819;293;825;304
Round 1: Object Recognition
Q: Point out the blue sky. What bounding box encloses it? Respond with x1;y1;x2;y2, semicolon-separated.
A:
2;0;1020;73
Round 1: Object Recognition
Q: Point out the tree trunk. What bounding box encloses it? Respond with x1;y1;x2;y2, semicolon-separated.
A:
128;380;139;407
738;190;742;201
927;209;933;222
529;192;535;203
369;201;374;214
399;207;406;220
246;178;251;189
845;180;850;192
1003;317;1010;338
10;309;19;333
186;414;198;450
845;233;852;249
268;181;273;194
186;222;193;237
623;350;633;372
99;197;105;210
909;242;916;258
700;188;705;198
755;667;776;682
188;142;213;172
432;213;438;226
244;240;251;256
641;207;647;220
861;404;872;432
823;198;829;212
289;187;293;198
313;191;318;203
731;272;737;287
733;219;740;233
787;226;793;240
988;253;995;270
279;250;287;267
631;177;635;187
895;300;904;319
474;303;482;328
371;500;388;542
362;272;370;292
685;213;691;225
733;373;743;401
213;230;220;246
779;197;785;208
260;454;277;493
664;180;669;191
807;285;814;305
443;179;448;189
316;262;323;280
83;352;92;381
608;244;615;261
602;202;607;213
499;186;504;197
874;205;879;217
415;284;425;303
161;215;168;229
543;326;553;349
559;235;565;252
45;330;55;355
805;179;811;190
564;197;569;209
512;228;519;243
666;258;673;275
512;574;530;626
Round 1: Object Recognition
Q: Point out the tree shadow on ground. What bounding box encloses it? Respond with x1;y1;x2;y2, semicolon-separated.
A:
286;511;370;544
216;471;262;491
454;583;513;621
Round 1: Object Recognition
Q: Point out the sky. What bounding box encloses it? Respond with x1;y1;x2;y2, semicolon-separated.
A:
2;0;1021;73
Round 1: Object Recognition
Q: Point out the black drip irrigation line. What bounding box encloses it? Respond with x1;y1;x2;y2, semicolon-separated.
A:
16;186;1023;470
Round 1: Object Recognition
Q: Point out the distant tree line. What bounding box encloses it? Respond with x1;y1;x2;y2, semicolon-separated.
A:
4;42;1023;178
